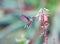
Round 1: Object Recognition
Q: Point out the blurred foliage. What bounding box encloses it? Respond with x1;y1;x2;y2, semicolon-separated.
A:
45;0;57;15
24;0;40;9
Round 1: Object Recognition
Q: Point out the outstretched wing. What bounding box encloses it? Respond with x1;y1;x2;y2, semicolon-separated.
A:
20;15;32;27
20;15;30;22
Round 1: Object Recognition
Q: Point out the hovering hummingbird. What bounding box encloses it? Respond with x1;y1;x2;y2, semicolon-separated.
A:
20;15;33;28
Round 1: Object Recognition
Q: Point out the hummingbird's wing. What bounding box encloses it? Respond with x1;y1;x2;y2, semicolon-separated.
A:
20;15;30;22
20;15;32;28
